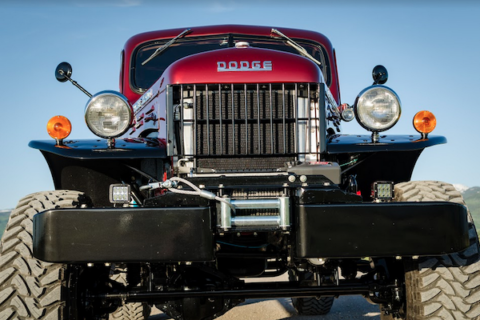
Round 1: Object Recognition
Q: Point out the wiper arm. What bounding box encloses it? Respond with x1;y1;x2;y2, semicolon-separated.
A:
142;28;192;66
271;28;322;66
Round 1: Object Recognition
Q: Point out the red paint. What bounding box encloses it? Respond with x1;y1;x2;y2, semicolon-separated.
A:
162;47;321;85
121;25;339;104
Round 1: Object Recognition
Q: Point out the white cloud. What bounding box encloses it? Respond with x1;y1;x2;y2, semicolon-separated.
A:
453;184;469;193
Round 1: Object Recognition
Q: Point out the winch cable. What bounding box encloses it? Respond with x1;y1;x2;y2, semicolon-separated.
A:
168;177;236;212
139;176;236;212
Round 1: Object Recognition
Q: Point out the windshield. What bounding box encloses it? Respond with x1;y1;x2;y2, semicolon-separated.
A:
131;34;331;92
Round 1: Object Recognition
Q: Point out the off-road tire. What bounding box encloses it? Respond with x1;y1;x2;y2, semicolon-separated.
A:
109;267;150;320
390;181;480;319
0;191;86;319
292;296;334;316
110;303;150;320
288;270;334;315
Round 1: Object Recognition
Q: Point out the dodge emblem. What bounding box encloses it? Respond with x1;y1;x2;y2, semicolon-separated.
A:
217;61;272;72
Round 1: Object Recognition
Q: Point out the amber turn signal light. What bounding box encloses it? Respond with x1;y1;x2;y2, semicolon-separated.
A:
47;115;72;141
413;110;436;135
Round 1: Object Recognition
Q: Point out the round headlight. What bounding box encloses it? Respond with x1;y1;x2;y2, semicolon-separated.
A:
85;91;133;138
354;85;401;132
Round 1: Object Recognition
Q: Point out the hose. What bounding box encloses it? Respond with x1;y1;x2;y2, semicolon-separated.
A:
168;177;236;212
140;177;236;212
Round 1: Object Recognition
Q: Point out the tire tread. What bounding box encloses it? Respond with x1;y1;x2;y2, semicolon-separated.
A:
394;181;480;319
0;191;84;320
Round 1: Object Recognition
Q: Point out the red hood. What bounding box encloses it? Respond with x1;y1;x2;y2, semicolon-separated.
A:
161;47;323;85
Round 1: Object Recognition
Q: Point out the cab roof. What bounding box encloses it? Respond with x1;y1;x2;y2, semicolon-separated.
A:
124;25;334;54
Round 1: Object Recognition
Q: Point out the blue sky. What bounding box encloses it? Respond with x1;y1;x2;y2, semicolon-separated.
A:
1;1;479;209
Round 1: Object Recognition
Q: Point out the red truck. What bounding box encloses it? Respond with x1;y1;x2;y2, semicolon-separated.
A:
0;25;478;320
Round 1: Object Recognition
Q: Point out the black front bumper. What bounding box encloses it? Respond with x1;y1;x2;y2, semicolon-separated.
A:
33;207;214;263
32;202;469;263
295;202;469;258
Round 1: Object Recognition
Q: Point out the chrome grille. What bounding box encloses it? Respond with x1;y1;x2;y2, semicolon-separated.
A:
171;83;322;171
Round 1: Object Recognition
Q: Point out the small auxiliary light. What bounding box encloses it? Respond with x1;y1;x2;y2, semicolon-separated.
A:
109;184;131;204
413;110;436;139
372;181;394;201
339;103;355;122
47;115;72;145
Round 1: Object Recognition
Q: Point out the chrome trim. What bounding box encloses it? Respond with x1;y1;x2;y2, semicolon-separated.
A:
319;85;327;154
217;61;272;72
297;97;307;162
325;84;340;114
279;197;290;229
132;87;154;114
167;86;174;156
231;199;281;209
220;199;232;230
232;216;280;227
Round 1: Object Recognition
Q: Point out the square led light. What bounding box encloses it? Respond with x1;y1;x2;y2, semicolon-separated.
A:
109;184;131;204
372;181;394;200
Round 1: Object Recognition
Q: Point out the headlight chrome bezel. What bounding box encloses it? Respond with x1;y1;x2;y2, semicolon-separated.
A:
354;85;402;133
85;90;133;139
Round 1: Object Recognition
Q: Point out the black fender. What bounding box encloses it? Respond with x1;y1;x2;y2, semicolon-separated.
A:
326;134;447;200
29;137;167;160
29;138;167;206
326;134;446;154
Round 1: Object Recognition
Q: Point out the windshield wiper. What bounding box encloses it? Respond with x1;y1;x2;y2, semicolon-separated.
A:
271;28;321;66
142;28;192;66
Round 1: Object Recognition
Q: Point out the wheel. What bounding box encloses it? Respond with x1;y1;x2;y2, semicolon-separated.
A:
0;191;89;319
288;270;334;315
386;181;480;319
0;190;150;320
109;266;150;320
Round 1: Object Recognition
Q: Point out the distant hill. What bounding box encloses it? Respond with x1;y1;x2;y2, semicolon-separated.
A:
464;187;480;227
0;211;11;238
